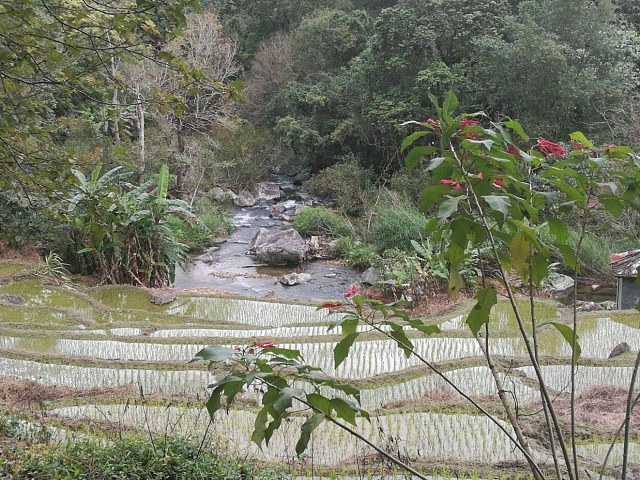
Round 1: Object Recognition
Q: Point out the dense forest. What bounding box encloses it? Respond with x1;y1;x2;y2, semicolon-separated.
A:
2;0;640;286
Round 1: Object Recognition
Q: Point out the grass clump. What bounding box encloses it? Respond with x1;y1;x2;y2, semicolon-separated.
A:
167;208;233;250
0;419;283;480
332;237;377;270
293;207;349;237
302;159;372;216
370;204;427;253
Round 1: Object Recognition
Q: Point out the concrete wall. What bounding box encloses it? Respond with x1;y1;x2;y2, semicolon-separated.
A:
618;277;640;310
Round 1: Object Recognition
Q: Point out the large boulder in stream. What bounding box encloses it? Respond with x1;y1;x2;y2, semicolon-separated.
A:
546;273;575;296
249;228;306;265
234;190;257;207
257;182;282;202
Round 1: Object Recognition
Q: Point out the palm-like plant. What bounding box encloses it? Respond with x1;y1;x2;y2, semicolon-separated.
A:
65;163;193;287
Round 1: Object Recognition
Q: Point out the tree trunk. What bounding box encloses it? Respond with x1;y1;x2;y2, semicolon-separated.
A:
110;53;120;143
136;85;145;178
176;120;186;198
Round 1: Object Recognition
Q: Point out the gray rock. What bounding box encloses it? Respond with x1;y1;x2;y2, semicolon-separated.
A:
195;247;219;263
210;187;237;203
212;238;227;245
257;182;282;202
150;292;177;306
247;227;270;255
361;267;379;285
324;273;338;278
278;181;298;194
0;294;25;305
279;272;312;286
609;342;631;359
547;273;575;295
251;229;306;265
281;214;294;222
270;204;286;216
234;190;257;207
293;170;311;184
576;300;600;312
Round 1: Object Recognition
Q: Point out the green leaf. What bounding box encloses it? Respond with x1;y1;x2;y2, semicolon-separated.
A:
443;91;459;115
266;348;302;360
483;195;511;219
330;398;358;425
531;254;550;287
334;333;358;368
598;195;624;217
540;321;581;361
419;185;450;212
295;414;325;455
157;164;169;201
191;345;234;363
569;131;593;150
437;195;464;221
306;393;331;415
547;219;569;244
388;323;413;358
407;319;441;335
273;387;299;416
504;120;530;142
510;231;530;281
466;288;497;334
557;244;579;272
400;131;429;153
405;146;436;172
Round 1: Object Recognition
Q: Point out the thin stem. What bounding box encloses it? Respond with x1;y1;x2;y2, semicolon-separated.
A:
260;378;429;480
367;322;546;479
598;392;640;480
621;350;640;479
450;143;574;480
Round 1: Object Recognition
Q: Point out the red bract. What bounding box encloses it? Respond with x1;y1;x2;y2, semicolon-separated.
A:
319;303;341;311
605;144;617;151
476;172;484;180
426;118;441;134
570;141;585;151
492;179;505;188
505;144;520;159
441;179;461;191
253;341;276;349
460;119;481;139
536;138;567;158
344;284;360;298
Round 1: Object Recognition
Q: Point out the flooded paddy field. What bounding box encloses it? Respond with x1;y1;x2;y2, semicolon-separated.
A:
1;274;639;478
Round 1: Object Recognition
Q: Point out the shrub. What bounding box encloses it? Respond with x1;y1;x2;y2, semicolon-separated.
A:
369;204;427;253
0;428;284;480
332;236;377;270
292;207;349;237
302;159;372;215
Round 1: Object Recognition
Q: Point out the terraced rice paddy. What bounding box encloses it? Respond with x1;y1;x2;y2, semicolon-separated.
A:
1;276;639;476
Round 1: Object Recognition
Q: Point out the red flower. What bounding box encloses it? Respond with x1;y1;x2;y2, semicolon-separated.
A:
344;284;360;298
460;119;481;139
319;303;341;311
505;144;520;159
536;138;567;158
426;118;441;134
253;341;276;349
440;179;461;191
570;141;585;151
492;179;505;188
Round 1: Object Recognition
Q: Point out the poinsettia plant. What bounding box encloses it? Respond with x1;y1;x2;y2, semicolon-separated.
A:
195;92;640;480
